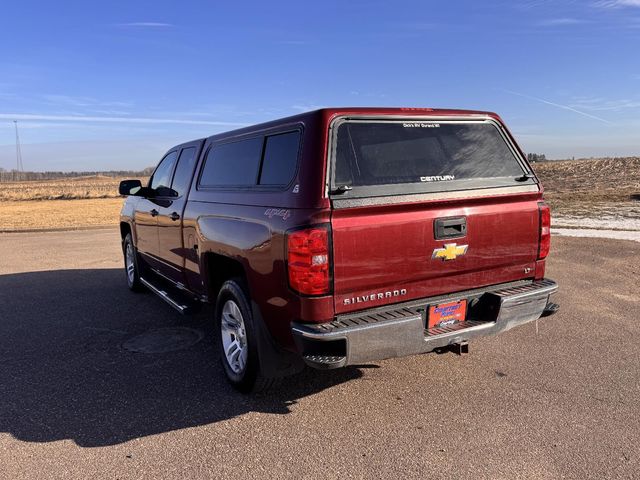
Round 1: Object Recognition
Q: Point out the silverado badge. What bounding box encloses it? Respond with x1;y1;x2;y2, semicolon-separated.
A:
432;243;468;261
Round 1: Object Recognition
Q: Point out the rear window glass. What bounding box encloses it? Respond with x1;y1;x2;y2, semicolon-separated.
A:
334;121;524;188
171;147;197;197
200;137;263;187
259;131;300;185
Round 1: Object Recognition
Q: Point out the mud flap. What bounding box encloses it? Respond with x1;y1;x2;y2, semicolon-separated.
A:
251;301;305;378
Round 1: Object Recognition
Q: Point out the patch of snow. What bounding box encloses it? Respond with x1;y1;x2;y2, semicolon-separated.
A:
553;215;640;231
552;228;640;242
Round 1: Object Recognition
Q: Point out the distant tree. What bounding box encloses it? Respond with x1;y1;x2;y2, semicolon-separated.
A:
527;153;547;163
0;169;153;183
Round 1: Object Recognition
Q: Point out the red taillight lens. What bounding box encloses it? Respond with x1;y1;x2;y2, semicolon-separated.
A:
538;202;551;260
287;226;331;295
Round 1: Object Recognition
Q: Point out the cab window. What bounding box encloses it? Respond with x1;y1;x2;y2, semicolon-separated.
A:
171;147;197;197
150;151;178;193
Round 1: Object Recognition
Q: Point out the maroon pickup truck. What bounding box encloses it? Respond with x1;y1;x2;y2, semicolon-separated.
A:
119;107;559;392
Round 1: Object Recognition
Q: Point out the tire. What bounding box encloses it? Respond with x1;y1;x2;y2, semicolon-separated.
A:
215;278;273;393
123;233;144;292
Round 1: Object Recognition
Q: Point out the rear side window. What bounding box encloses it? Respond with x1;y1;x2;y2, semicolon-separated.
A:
259;131;300;185
334;121;525;189
200;137;263;187
171;147;197;197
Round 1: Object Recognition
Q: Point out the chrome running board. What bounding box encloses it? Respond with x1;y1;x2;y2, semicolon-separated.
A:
140;277;192;314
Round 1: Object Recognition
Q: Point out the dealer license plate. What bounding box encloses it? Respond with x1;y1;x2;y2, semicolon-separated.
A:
427;300;467;329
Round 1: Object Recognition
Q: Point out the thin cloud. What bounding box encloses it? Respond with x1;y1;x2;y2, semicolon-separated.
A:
0;113;245;127
115;22;173;28
41;94;133;108
537;18;589;26
594;0;640;7
391;22;439;30
291;104;325;113
569;97;640;111
518;0;556;9
275;40;308;45
503;90;613;124
91;109;133;116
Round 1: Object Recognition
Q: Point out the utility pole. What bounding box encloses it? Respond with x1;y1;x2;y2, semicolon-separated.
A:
14;120;24;181
14;120;24;171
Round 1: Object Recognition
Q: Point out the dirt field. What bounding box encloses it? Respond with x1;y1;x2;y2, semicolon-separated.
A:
533;157;640;220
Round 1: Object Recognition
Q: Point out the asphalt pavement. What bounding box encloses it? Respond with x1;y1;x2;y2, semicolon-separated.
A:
0;229;638;479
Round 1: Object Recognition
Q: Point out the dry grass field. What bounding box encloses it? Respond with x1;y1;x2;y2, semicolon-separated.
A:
0;176;146;231
0;175;145;202
0;199;124;231
0;158;638;232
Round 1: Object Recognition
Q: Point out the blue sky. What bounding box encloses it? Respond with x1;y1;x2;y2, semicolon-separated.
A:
1;0;639;171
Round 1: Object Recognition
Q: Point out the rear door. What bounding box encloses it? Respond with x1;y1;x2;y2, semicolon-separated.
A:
134;150;178;268
155;142;202;285
328;117;542;314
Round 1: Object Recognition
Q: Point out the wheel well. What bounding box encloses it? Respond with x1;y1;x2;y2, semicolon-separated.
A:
204;253;248;302
120;222;131;241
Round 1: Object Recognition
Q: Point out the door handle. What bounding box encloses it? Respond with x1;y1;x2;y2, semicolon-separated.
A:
170;212;180;221
150;209;159;217
434;216;467;240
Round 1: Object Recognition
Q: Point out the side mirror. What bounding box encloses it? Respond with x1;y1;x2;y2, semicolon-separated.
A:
119;179;143;196
155;186;178;197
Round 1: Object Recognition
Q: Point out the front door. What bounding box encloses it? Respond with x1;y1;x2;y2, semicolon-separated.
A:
155;143;201;285
133;198;160;264
134;150;178;270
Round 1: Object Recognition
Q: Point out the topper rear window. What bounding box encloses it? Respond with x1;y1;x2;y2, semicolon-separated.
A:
332;120;528;194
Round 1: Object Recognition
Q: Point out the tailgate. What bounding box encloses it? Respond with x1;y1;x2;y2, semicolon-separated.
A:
327;115;541;314
331;196;540;314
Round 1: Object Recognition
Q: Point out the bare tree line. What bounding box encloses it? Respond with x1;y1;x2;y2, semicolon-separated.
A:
0;167;154;183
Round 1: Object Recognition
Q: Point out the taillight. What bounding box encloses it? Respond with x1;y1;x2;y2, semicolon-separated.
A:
538;202;551;260
287;225;331;295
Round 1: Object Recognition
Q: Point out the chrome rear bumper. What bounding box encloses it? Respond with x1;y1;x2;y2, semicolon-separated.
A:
292;279;558;369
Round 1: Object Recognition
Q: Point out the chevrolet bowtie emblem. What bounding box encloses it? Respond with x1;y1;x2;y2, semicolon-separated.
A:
432;243;468;261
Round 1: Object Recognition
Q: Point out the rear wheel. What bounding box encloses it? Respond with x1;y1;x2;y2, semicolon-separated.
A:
220;299;249;375
215;279;272;393
123;233;144;292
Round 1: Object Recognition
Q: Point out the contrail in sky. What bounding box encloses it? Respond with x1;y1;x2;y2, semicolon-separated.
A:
503;89;613;124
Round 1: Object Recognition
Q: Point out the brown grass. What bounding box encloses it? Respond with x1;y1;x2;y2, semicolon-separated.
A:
0;175;147;202
0;198;123;231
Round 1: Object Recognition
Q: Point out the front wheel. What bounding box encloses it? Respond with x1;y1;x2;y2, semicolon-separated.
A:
215;279;272;393
123;233;144;292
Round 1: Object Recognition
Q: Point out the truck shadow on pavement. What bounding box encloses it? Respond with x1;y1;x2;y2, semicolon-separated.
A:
0;268;362;448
